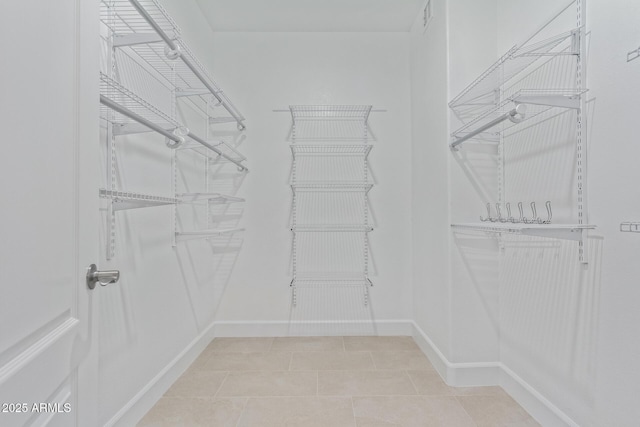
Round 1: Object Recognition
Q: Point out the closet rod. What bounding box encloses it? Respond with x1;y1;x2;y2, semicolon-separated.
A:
450;104;526;150
127;0;246;130
100;95;248;171
100;94;183;144
187;131;248;171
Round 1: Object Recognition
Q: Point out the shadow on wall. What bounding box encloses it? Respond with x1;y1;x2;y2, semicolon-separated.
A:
453;231;603;408
175;134;248;331
288;285;378;336
452;231;501;330
500;235;602;406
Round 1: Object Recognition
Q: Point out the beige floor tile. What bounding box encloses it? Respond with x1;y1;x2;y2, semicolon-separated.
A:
353;396;476;427
371;351;434;370
216;371;318;397
343;336;418;351
457;394;540;427
205;337;274;352
271;336;345;352
318;370;417;396
237;397;355;427
291;351;374;371
188;349;215;370
137;397;246;427
407;370;456;396
164;369;228;398
202;352;292;371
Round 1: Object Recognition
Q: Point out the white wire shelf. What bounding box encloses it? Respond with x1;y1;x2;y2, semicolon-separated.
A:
288;105;373;122
101;74;248;169
175;228;245;242
100;189;178;210
290;182;373;193
450;89;588;149
100;0;245;129
290;145;372;157
620;222;640;233
291;225;373;232
451;223;595;242
449;29;578;111
292;274;373;288
177;193;245;204
100;72;181;132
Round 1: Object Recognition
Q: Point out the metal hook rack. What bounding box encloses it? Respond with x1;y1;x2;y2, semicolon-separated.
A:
480;201;552;225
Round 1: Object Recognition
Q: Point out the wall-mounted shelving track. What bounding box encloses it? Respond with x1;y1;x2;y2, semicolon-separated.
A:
288;105;375;306
448;0;594;264
99;0;247;259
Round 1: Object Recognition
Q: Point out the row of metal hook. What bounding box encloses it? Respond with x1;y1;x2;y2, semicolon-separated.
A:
480;201;552;224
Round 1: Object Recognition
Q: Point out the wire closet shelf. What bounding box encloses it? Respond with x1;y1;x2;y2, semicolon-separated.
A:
99;73;248;170
100;0;245;129
447;0;594;263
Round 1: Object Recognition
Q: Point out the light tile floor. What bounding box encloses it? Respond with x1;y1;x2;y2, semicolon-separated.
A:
138;337;540;427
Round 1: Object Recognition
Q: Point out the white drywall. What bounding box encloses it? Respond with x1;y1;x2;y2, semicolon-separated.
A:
205;31;414;334
409;0;453;361
493;1;640;426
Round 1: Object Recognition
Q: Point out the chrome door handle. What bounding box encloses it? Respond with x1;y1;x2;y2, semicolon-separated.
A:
86;264;120;289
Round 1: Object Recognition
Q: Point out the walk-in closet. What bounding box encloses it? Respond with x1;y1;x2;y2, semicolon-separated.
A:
2;0;640;425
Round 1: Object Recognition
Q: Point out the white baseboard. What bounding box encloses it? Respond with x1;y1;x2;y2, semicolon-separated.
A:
104;322;216;427
411;321;578;427
212;319;414;337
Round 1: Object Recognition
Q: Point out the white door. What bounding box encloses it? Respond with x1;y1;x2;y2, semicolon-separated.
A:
0;1;100;426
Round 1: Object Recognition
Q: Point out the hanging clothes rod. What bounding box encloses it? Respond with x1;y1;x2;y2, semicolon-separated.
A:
187;131;248;171
127;0;246;130
450;104;527;150
100;95;248;171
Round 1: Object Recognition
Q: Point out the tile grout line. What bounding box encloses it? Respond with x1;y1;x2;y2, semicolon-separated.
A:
350;396;357;427
454;395;480;427
316;370;319;396
288;352;294;371
234;397;250;427
213;371;230;399
369;351;376;370
405;369;420;395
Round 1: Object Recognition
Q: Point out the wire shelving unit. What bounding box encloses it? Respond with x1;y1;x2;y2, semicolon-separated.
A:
448;0;594;264
99;0;247;258
290;145;373;157
288;105;375;306
100;0;245;130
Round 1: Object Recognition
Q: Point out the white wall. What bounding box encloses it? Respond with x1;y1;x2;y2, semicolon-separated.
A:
493;1;640;426
437;0;640;426
207;31;414;335
447;0;501;367
409;0;453;361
